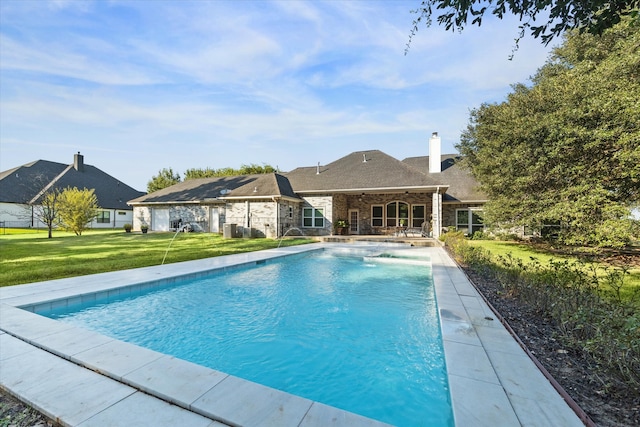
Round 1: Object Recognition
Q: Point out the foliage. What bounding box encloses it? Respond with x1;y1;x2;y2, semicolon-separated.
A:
0;391;51;427
183;163;277;180
408;0;639;49
15;174;62;239
56;187;99;236
36;189;63;239
334;219;350;229
147;164;278;192
147;168;181;193
123;223;132;232
457;20;640;248
0;231;313;287
447;238;640;389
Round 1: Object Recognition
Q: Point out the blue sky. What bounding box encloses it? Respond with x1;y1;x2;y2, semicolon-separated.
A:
0;0;553;191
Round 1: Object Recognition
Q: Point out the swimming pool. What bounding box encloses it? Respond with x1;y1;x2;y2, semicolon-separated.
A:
39;249;453;426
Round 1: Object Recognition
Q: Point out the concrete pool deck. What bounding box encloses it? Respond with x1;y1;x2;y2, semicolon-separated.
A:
0;243;585;426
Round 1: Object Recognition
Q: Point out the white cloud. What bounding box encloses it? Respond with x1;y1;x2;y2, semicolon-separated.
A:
0;0;554;189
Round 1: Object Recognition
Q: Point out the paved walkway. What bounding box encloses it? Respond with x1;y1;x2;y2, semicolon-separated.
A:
0;243;585;426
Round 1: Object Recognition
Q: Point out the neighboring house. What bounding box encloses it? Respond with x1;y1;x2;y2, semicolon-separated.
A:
0;153;145;229
129;133;488;238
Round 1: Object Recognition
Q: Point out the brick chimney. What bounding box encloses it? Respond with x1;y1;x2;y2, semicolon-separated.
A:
429;132;441;173
74;152;84;172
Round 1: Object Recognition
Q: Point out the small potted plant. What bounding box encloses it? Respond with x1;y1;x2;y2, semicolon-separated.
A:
141;224;149;234
334;219;349;235
124;223;132;233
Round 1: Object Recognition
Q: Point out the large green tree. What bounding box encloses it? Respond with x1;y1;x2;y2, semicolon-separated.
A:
457;19;640;247
409;0;639;48
57;187;99;236
183;164;277;180
147;168;181;193
147;164;277;192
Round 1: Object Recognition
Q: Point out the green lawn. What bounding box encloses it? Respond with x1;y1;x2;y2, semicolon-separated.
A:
469;240;640;299
0;229;314;287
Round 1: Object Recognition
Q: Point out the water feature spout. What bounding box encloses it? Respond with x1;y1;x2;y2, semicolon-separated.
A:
277;227;305;248
162;227;182;265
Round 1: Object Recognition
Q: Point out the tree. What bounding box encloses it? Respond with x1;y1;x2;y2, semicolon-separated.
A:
457;19;640;247
37;189;63;239
147;168;181;193
57;187;99;236
183;164;277;180
408;0;639;49
22;175;62;238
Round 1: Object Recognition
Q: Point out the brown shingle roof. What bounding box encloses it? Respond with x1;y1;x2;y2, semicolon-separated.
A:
402;154;487;202
223;173;299;200
284;150;445;193
128;173;300;204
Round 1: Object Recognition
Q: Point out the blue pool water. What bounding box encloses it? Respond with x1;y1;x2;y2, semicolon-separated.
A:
43;250;453;426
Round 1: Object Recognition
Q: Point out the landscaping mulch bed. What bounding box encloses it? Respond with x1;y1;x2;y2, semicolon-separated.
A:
0;390;54;427
460;260;640;427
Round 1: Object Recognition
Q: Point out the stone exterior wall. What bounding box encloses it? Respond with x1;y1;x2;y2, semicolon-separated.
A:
132;206;152;231
277;201;303;238
339;193;433;235
131;193;476;237
442;203;484;232
133;204;221;232
225;200;279;238
300;195;333;236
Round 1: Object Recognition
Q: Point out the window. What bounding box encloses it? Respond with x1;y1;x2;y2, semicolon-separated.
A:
412;205;426;228
386;202;409;227
303;207;324;228
96;211;110;224
288;206;293;218
371;205;383;227
117;211;127;216
456;209;484;235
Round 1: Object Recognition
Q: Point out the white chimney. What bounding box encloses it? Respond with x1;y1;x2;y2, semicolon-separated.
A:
429;132;441;173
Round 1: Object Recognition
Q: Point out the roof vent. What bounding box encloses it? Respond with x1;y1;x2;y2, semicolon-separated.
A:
316;162;320;175
253;186;258;193
363;153;367;163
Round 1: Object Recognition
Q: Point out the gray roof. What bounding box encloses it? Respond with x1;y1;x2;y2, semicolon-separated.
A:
222;173;299;200
402;154;487;202
128;173;300;204
0;158;145;210
126;150;485;205
284;150;446;193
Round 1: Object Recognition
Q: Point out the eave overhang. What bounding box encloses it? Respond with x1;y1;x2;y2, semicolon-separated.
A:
295;185;450;195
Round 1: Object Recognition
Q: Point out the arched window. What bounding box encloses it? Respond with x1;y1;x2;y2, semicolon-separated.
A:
386;201;409;227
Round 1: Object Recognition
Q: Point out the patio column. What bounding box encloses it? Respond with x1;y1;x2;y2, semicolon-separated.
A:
432;191;442;239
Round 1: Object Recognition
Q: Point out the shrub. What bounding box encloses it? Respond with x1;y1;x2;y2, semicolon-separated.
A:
446;241;640;389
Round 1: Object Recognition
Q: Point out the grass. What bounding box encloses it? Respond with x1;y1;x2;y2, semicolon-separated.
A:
0;229;314;287
468;239;640;301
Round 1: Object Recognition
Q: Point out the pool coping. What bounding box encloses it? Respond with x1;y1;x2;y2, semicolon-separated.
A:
0;243;585;426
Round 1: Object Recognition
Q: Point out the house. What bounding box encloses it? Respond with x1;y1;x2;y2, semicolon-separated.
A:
128;133;487;238
0;153;145;229
128;174;300;236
